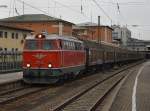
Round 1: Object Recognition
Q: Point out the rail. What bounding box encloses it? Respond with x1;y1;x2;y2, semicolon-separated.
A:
52;61;144;111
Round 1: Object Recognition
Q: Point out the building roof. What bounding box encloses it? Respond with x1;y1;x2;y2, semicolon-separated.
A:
73;25;88;30
111;25;121;29
0;23;33;32
77;22;113;30
77;22;98;27
0;14;74;25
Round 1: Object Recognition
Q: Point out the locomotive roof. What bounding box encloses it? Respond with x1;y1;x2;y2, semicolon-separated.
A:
26;34;83;43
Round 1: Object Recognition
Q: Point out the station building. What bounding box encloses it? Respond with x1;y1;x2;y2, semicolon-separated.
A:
0;14;74;36
111;25;131;46
0;23;32;52
73;22;113;43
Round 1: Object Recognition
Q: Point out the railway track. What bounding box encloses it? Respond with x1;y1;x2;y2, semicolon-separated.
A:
0;61;144;108
52;62;142;111
0;85;50;104
0;80;26;95
0;80;23;91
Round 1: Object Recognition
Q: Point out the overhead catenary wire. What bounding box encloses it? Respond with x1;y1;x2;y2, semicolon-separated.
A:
10;0;148;28
14;0;20;15
16;0;89;21
115;0;128;26
81;3;83;13
9;0;13;16
12;0;15;16
92;0;113;24
16;0;49;15
95;1;146;6
51;0;89;18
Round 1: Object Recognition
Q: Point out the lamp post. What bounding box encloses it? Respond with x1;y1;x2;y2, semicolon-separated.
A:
98;16;101;45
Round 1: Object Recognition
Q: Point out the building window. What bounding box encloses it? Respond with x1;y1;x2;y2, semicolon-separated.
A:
23;34;27;39
0;48;3;51
16;33;18;39
0;31;3;38
12;48;14;51
4;48;7;51
15;48;18;51
12;33;14;39
4;32;7;38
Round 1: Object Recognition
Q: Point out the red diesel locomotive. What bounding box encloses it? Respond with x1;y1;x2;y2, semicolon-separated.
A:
23;33;86;84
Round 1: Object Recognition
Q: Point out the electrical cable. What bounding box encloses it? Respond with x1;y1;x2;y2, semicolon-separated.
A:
92;0;113;25
16;0;49;15
51;0;89;18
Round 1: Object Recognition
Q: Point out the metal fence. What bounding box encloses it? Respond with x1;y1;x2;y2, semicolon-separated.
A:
0;51;22;73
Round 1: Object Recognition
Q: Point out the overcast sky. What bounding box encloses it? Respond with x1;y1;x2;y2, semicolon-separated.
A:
0;0;150;40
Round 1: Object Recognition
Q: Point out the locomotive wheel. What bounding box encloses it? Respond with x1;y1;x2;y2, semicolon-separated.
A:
70;72;76;79
63;74;68;80
56;76;64;85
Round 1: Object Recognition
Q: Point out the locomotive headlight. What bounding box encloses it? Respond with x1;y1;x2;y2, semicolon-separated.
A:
26;63;31;68
35;33;45;39
48;64;52;68
38;34;42;38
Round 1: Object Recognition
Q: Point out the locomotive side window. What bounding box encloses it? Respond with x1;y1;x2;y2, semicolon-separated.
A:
75;42;82;50
75;43;77;50
62;40;83;50
25;40;38;50
62;40;67;49
71;42;75;50
59;40;63;49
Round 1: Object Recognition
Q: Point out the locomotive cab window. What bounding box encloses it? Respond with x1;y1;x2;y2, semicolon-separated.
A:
24;40;60;50
24;40;38;50
42;40;53;50
42;40;60;50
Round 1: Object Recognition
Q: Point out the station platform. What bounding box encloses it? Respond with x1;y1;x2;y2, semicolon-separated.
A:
0;72;23;84
110;61;150;111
